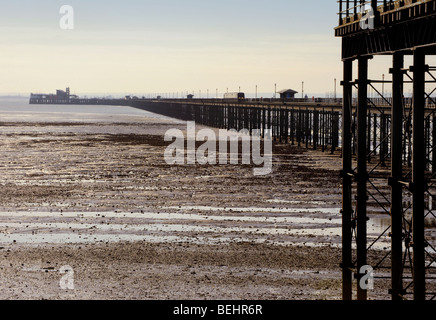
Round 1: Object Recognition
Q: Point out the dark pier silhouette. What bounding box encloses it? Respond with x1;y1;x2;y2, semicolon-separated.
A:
336;0;436;301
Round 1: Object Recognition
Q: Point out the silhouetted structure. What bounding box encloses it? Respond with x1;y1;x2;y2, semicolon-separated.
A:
336;0;436;301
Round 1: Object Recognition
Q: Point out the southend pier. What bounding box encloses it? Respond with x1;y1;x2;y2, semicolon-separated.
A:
28;0;436;301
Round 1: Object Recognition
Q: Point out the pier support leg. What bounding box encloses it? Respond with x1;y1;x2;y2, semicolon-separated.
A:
313;111;319;150
390;52;405;300
304;110;310;149
367;110;372;161
380;113;387;166
373;114;377;156
342;58;353;301
332;111;339;154
297;110;302;147
433;115;436;174
412;48;426;301
321;110;325;152
290;109;295;145
262;108;266;138
357;56;369;301
285;109;289;143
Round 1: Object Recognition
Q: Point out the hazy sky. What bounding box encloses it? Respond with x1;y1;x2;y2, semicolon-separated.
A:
0;0;343;97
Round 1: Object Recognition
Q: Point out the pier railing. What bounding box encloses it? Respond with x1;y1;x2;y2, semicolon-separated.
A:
337;0;430;26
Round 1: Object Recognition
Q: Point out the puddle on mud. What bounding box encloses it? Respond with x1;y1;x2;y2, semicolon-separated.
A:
0;205;403;251
160;205;341;215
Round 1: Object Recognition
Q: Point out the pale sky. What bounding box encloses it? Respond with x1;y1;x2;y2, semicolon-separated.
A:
0;0;343;97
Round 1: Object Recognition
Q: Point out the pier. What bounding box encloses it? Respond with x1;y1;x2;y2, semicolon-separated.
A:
27;0;436;301
336;0;436;301
30;95;346;152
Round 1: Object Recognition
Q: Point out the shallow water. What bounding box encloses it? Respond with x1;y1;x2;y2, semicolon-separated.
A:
0;208;395;250
0;101;140;115
0;97;180;124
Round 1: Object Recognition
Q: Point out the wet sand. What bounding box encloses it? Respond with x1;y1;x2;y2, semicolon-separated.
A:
0;111;393;300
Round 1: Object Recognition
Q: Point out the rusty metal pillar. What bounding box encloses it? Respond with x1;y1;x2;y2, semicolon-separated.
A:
342;58;354;301
281;108;285;142
233;106;237;130
301;110;306;147
262;107;266;138
239;106;243;131
297;110;302;147
227;106;231;130
284;108;289;144
232;106;236;130
273;108;277;141
373;113;377;156
367;108;372;161
282;108;286;143
244;106;249;131
380;112;387;166
412;48;426;300
356;56;369;301
267;107;271;138
229;106;232;130
221;105;225;129
321;109;326;152
426;117;431;171
353;113;357;156
249;107;253;135
225;105;228;129
390;51;405;300
313;110;319;150
290;109;295;145
305;109;310;149
332;111;339;154
433;115;436;174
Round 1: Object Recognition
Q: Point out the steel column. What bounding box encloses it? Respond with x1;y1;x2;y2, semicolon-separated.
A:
262;108;266;138
357;56;369;301
291;109;294;145
313;111;319;150
342;59;354;301
305;109;310;149
332;111;339;154
433;115;436;174
390;52;405;300
412;48;426;300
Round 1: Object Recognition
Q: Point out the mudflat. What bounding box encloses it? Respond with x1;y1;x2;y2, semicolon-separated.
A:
0;117;391;300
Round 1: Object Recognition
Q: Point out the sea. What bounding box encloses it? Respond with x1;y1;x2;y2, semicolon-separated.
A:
0;96;178;124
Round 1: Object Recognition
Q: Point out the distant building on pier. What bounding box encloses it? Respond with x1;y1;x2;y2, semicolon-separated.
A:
56;88;70;100
30;87;71;101
278;89;298;99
